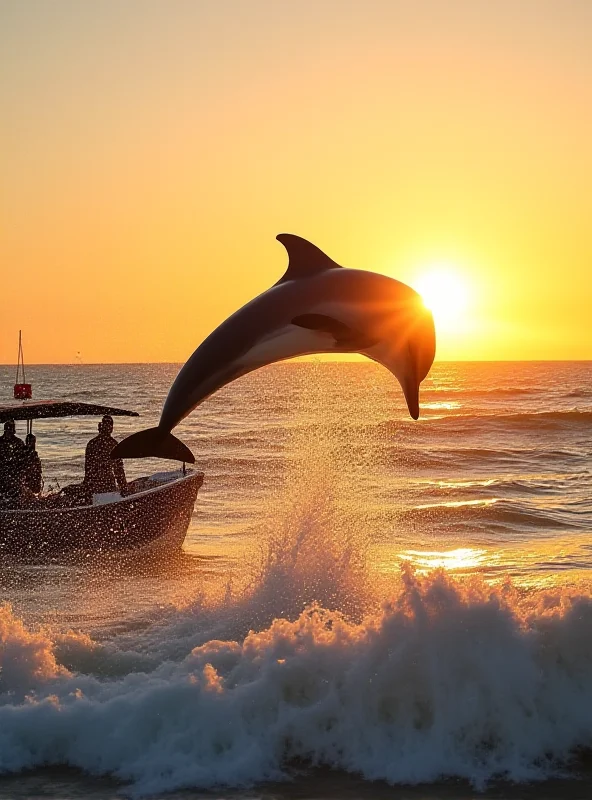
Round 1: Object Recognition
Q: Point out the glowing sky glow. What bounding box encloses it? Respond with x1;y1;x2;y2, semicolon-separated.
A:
1;0;590;363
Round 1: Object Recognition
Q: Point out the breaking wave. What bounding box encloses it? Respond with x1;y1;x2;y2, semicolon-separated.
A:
3;557;592;795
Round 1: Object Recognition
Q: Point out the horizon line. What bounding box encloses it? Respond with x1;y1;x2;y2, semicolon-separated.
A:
1;358;591;368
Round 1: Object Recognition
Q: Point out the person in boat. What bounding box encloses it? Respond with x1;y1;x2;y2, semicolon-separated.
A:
0;419;30;506
83;415;129;496
24;433;43;494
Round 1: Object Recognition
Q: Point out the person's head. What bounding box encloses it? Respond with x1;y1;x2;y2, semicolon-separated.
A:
98;415;114;436
3;419;16;438
25;433;36;450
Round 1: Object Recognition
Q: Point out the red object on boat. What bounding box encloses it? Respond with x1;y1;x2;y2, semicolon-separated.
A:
14;383;32;400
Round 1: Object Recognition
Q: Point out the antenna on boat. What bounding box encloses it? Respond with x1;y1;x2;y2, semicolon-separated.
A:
14;331;32;402
14;331;33;435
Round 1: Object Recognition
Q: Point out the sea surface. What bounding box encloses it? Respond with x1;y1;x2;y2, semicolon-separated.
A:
0;361;591;799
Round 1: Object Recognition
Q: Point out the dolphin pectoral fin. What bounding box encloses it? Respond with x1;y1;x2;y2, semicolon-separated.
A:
112;427;195;463
291;314;378;349
276;234;343;283
291;314;350;336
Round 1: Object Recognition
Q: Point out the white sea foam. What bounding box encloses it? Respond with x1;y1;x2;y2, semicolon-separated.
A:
2;569;592;796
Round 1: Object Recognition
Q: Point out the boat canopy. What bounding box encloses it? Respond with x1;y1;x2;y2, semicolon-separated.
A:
0;400;139;423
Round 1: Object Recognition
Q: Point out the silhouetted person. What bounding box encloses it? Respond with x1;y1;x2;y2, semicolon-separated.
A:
24;433;43;494
0;419;28;505
84;415;128;496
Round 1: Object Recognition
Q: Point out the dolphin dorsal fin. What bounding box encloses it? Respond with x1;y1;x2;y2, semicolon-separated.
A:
276;234;343;283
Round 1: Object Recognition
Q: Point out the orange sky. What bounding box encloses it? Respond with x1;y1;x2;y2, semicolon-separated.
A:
1;0;590;364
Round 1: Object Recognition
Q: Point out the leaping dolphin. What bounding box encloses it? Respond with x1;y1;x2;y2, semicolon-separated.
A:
113;234;436;462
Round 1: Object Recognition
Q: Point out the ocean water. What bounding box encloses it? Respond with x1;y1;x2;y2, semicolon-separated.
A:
0;361;591;798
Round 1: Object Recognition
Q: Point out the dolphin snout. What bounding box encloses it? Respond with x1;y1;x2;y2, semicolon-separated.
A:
401;372;420;420
403;306;436;419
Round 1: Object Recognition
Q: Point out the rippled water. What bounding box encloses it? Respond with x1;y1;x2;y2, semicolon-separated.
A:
0;361;591;797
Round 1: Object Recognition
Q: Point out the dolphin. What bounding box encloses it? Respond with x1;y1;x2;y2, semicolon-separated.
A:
113;234;436;462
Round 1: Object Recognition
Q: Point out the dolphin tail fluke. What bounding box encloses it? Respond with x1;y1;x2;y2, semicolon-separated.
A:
111;427;195;463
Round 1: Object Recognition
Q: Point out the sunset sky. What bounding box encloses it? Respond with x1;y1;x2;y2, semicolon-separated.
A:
1;0;590;364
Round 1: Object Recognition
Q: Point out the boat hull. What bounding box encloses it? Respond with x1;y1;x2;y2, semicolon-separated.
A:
0;472;203;559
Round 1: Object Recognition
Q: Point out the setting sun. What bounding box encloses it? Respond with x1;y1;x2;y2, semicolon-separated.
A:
414;267;471;332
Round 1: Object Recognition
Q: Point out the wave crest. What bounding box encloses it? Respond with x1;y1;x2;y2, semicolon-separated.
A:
2;571;592;793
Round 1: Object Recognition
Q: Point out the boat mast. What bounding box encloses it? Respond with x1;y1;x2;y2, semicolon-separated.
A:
14;330;33;433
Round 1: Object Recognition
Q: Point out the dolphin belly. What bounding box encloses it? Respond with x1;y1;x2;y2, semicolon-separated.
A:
236;325;340;371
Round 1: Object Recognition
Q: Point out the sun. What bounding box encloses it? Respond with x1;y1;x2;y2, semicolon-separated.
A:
414;266;471;331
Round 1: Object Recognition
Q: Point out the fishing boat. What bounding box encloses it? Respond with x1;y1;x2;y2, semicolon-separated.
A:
0;400;204;559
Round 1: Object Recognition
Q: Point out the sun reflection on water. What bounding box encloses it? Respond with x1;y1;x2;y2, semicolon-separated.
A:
420;401;462;411
425;479;498;489
400;547;491;571
415;498;499;510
